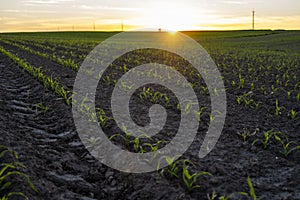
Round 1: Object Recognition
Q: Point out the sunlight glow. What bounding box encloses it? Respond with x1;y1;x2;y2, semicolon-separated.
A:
138;2;201;31
0;0;299;32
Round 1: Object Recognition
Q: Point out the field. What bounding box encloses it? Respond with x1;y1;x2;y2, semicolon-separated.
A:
0;30;299;199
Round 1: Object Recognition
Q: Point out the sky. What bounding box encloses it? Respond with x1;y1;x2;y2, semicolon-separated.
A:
0;0;300;32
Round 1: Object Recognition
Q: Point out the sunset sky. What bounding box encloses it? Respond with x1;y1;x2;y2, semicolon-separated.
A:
0;0;299;32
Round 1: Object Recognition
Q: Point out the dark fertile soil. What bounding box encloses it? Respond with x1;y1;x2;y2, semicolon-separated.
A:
0;33;300;200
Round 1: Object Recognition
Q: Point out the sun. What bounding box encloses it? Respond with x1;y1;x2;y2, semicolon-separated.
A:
140;2;199;31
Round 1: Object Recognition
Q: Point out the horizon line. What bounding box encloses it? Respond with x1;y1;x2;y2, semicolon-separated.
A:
1;29;299;34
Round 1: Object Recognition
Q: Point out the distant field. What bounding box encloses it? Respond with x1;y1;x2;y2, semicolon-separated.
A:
0;30;299;199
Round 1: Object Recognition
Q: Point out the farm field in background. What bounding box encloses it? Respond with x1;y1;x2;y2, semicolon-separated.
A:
0;30;299;200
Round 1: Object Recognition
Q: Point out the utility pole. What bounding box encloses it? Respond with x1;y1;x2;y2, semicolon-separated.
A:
93;23;96;31
252;9;255;30
121;20;124;31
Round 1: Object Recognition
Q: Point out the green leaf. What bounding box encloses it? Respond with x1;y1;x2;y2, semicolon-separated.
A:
0;171;38;193
0;182;12;192
247;176;257;200
165;156;174;166
0;163;16;177
6;192;28;200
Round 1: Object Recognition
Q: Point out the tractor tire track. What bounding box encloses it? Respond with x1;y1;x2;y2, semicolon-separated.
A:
0;52;187;200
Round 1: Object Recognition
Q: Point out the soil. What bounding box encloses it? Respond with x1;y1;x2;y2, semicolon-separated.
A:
0;37;299;200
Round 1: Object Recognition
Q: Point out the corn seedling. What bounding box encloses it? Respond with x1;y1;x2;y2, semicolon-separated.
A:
109;124;132;146
287;91;291;99
207;192;231;200
96;108;112;127
35;103;49;115
247;176;257;200
218;196;231;200
119;81;134;92
0;146;38;199
201;86;209;95
271;85;279;95
260;86;266;94
237;176;258;200
236;95;243;105
151;92;164;104
238;128;259;142
238;74;245;89
231;80;236;87
130;133;152;152
274;136;300;157
104;75;111;85
207;192;218;200
288;109;299;120
85;136;102;150
144;140;166;152
182;160;212;191
274;99;285;116
252;130;285;149
143;140;167;161
297;93;300;101
139;87;152;100
157;155;182;178
251;82;255;91
194;106;207;122
183;100;198;115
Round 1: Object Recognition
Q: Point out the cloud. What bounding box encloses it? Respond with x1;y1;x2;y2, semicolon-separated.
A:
1;9;57;13
76;5;141;12
220;1;247;5
22;0;74;4
22;0;75;6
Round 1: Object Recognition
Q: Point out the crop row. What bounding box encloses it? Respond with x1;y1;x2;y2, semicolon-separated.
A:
0;46;72;106
0;39;80;72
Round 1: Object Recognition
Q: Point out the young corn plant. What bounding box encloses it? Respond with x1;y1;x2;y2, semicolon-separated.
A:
182;100;198;115
237;176;258;200
274;136;300;157
129;133;152;153
260;85;266;94
252;130;285;149
182;160;212;191
271;85;279;95
238;74;245;89
157;155;182;178
288;109;299;120
231;80;236;87
139;87;153;100
35;103;50;115
96;108;112;127
237;128;259;142
274;99;285;116
250;82;255;91
236;95;243;105
143;140;166;161
207;192;230;200
194;106;207;122
109;125;151;151
297;93;300;101
1;192;28;200
0;145;38;199
119;81;134;92
85;136;102;150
